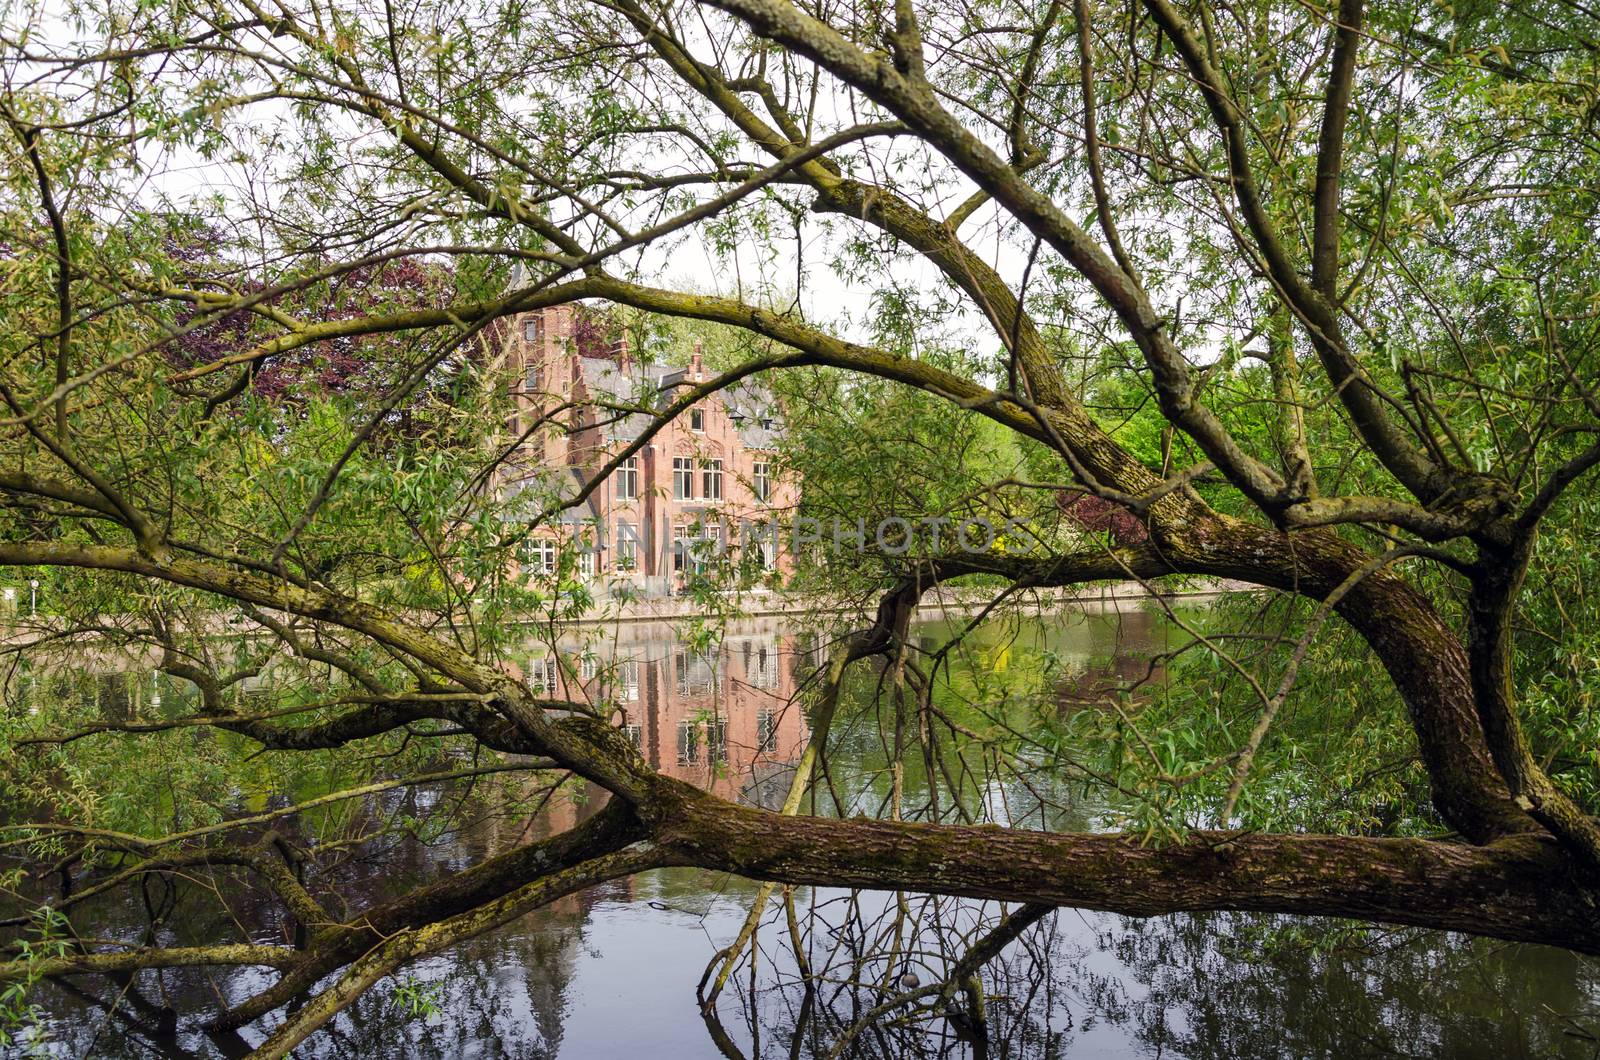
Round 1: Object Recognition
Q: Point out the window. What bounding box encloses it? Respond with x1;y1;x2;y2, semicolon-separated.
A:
707;717;727;763
690;408;704;432
525;539;556;575
741;521;776;571
674;523;715;575
756;710;777;753
753;462;771;502
701;459;722;502
677;720;701;765
673;457;693;499
748;644;778;689
616;457;638;501
615;522;639;572
524;316;545;344
524;362;543;392
618;659;640;702
675;650;715;694
621;723;641;749
578;549;596;579
580;655;598;680
527;656;556;694
673;525;692;574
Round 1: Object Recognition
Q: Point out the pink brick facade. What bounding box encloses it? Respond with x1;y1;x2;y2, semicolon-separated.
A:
507;620;809;808
500;304;799;597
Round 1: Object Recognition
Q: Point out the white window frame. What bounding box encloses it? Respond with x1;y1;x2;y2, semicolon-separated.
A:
616;456;638;500
675;650;715;694
673;524;693;574
526;539;557;575
749;644;778;689
701;459;723;501
615;522;639;571
527;656;556;694
674;523;718;575
707;716;728;763
618;659;640;702
677;719;701;765
673;457;693;500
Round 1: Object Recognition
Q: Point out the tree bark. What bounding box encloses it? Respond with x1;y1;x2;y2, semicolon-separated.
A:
657;781;1600;954
1467;545;1600;870
1161;515;1530;842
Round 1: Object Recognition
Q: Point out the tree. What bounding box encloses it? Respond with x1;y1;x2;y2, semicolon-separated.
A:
3;0;1600;1053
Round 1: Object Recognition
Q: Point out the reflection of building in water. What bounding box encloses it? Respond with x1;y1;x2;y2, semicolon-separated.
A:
1055;650;1167;710
1050;607;1174;711
512;617;809;807
17;617;811;817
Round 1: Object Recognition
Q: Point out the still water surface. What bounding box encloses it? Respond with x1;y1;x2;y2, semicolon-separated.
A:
11;605;1600;1058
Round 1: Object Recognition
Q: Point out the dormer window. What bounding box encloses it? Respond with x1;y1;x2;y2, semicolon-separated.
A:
690;408;705;432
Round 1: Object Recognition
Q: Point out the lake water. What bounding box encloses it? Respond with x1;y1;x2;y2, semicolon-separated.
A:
6;603;1599;1058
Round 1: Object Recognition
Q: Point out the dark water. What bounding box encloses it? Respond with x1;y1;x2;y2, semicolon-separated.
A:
6;604;1599;1058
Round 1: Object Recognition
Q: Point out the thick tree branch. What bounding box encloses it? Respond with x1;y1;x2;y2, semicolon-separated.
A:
663;786;1599;952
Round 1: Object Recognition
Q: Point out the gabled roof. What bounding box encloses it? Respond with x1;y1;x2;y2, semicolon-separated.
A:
576;357;668;442
500;465;606;526
572;354;784;449
723;378;784;450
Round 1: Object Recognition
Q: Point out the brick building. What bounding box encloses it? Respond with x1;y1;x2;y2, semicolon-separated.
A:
499;304;799;596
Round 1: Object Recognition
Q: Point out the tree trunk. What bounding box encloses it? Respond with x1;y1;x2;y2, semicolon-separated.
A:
657;780;1600;953
1163;515;1529;842
1467;546;1600;870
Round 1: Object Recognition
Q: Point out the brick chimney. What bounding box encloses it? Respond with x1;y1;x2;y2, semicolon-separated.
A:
690;340;704;380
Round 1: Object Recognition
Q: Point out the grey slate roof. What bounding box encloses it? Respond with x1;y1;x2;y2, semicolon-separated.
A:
573;355;784;449
499;465;605;526
723;378;783;450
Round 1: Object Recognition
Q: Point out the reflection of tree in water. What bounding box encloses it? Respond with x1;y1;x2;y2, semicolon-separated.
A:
31;858;1600;1057
270;893;593;1058
698;895;1600;1059
1103;913;1600;1059
23;791;601;1057
699;894;1066;1060
14;614;1600;1058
